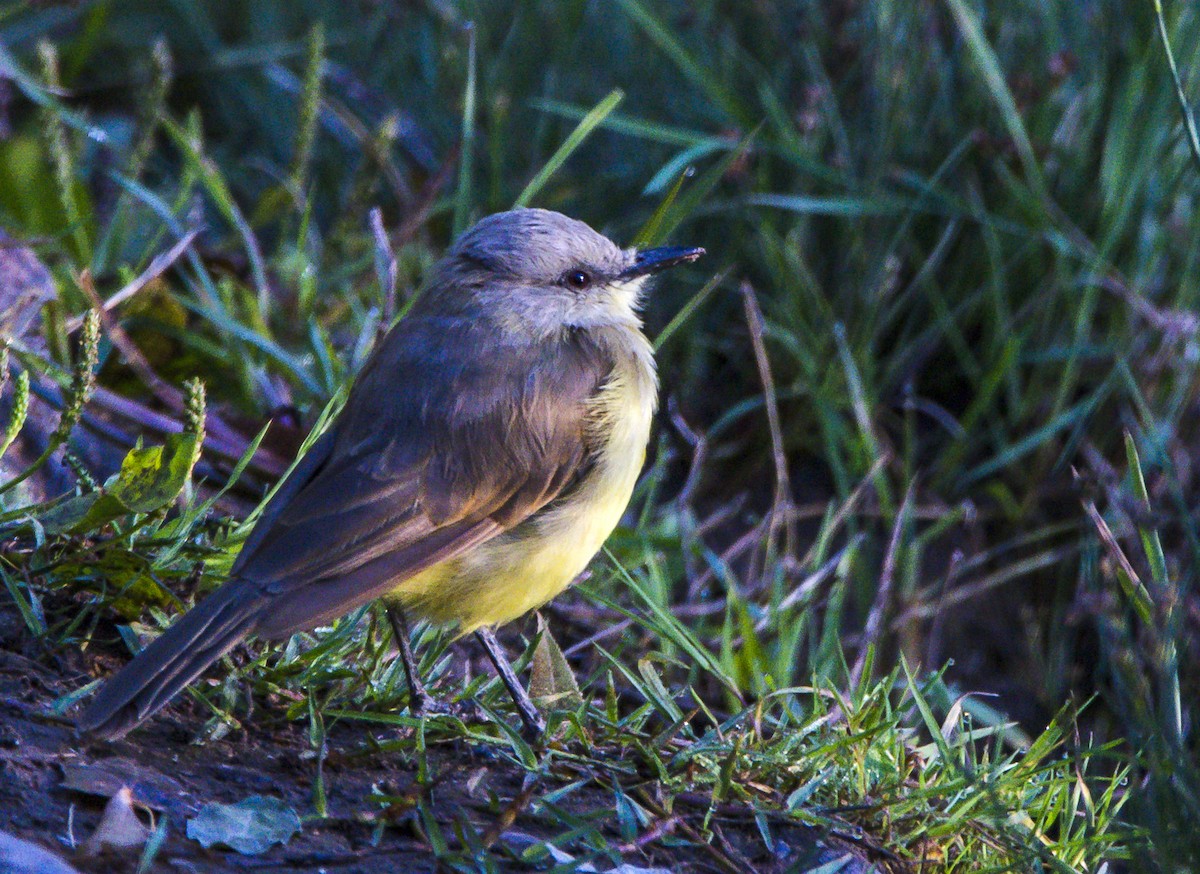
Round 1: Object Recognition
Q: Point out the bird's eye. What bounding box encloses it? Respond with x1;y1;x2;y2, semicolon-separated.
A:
565;270;591;289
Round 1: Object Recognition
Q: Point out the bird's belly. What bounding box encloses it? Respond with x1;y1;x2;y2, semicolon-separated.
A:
394;450;643;632
392;354;655;632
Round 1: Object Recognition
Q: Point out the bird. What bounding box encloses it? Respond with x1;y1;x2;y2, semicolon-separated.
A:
78;208;704;740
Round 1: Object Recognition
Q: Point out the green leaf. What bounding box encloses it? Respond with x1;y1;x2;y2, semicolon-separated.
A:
106;433;199;513
39;433;198;535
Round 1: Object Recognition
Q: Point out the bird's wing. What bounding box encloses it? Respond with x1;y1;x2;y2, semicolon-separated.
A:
231;314;612;638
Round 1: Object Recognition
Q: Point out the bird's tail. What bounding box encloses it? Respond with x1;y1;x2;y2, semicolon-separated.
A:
77;580;265;740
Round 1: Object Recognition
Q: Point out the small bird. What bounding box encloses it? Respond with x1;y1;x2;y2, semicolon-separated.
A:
78;208;703;739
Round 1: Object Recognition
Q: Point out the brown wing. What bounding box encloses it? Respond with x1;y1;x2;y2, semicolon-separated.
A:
231;314;611;638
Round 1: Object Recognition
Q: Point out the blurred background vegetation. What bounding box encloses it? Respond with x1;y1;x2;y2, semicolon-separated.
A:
2;0;1199;868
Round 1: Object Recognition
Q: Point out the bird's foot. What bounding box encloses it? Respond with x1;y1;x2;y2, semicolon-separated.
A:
513;699;547;743
408;690;453;719
473;627;547;743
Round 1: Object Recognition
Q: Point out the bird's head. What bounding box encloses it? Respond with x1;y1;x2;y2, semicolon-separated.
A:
425;208;704;337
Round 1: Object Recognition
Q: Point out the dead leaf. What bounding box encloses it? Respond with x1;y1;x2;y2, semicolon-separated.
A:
186;796;301;855
528;614;583;711
82;786;150;855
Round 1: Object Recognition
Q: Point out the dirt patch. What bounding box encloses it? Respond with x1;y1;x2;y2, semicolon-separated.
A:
0;604;872;872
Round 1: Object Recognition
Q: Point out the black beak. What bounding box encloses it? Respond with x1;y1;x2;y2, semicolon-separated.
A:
618;246;705;280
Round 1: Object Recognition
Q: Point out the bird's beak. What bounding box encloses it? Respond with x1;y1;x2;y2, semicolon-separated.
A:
618;246;705;280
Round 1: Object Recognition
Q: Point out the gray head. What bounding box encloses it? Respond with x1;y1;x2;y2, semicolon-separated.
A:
423;208;703;336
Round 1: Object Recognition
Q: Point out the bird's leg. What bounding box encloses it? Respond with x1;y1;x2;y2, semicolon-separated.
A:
386;607;434;716
475;627;546;738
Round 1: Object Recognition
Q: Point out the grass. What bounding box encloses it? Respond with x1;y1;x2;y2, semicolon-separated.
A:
2;0;1198;868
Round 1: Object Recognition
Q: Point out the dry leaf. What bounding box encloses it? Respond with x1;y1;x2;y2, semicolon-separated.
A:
186;796;301;855
528;614;583;711
82;787;150;856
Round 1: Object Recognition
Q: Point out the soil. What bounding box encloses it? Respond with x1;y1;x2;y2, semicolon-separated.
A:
0;602;875;873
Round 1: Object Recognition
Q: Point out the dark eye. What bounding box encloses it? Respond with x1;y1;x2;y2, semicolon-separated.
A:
565;270;591;289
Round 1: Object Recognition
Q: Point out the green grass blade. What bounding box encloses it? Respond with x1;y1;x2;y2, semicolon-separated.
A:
945;0;1048;203
513;89;624;209
453;22;477;236
613;0;745;124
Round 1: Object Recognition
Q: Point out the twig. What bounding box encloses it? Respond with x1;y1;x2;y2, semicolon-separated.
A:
669;397;711;599
669;397;708;512
76;269;183;414
20;363;288;479
891;545;1077;625
393;145;459;250
687;516;770;596
924;548;964;669
615;813;680;853
12;224;290;481
850;481;913;688
633;789;743;874
369;208;397;332
64;227;201;333
755;535;865;632
711;823;760;872
480;774;540;849
797;453;890;570
562;617;634;658
60;229;268;461
694;494;746;537
740;281;797;587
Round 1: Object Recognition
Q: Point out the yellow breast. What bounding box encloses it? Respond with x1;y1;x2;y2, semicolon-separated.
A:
392;328;657;632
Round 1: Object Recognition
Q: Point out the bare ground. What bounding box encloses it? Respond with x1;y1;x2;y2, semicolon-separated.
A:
0;602;875;873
